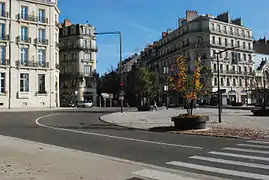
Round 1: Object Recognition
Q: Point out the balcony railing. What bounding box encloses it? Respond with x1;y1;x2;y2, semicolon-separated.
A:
81;59;94;63
0;35;9;41
0;11;8;18
16;60;49;68
77;72;93;77
0;59;9;65
16;36;31;43
55;63;59;69
17;14;48;23
34;38;48;45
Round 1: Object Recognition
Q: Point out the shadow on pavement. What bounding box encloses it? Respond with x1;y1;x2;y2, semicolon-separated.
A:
148;126;174;132
50;123;136;131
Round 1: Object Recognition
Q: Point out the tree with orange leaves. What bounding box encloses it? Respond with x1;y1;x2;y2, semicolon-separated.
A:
168;56;204;115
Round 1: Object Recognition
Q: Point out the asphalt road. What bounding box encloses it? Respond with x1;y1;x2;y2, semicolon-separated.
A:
0;109;268;180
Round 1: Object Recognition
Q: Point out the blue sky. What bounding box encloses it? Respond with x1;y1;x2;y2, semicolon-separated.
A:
58;0;269;74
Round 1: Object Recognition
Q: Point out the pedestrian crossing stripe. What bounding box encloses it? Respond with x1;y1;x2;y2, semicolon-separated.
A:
236;143;269;149
166;161;269;180
190;155;269;170
247;140;269;145
132;168;198;180
209;151;269;161
223;147;269;154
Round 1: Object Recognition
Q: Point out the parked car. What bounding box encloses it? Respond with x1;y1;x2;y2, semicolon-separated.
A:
77;100;93;108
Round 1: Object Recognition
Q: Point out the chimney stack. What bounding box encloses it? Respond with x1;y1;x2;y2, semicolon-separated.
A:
63;19;71;27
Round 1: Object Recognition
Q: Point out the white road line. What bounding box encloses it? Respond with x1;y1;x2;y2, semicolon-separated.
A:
35;114;202;150
166;161;269;180
209;151;269;161
190;155;269;170
237;144;269;149
133;168;198;180
223;147;269;155
247;140;269;145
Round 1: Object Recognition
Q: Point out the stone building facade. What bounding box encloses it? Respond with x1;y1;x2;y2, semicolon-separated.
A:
140;10;254;105
59;19;97;106
0;0;60;108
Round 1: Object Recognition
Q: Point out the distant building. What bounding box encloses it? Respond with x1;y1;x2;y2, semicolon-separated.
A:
59;19;97;106
140;10;254;105
0;0;60;109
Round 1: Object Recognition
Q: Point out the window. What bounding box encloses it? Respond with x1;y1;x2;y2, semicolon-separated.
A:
248;54;252;62
247;31;250;38
197;36;203;44
238;53;241;60
227;78;230;86
0;2;5;17
20;73;29;92
219;37;222;45
0;23;5;39
84;65;92;74
38;74;45;93
20;26;28;41
214;77;217;85
0;72;5;93
236;29;240;36
243;42;246;49
242;30;245;37
230;27;233;35
211;23;215;31
223;26;227;33
243;54;246;61
213;64;217;71
38;49;45;65
88;29;91;35
225;51;229;58
238;66;242;73
20;6;28;20
237;40;240;48
38;9;45;23
249;67;252;73
226;65;229;72
221;78;224;86
248;43;251;50
20;48;28;64
38;28;45;42
244;66;247;73
239;79;242;86
232;66;236;72
225;38;228;46
218;24;221;32
0;46;5;64
233;78;236;86
231;39;234;47
212;36;215;44
220;64;223;72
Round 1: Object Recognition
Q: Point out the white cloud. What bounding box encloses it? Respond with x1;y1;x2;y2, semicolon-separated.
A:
126;21;159;34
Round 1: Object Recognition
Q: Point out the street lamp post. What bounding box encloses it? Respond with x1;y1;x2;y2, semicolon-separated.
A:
94;31;123;113
216;47;236;123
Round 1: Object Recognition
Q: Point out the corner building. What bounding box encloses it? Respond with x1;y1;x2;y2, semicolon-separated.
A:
0;0;60;108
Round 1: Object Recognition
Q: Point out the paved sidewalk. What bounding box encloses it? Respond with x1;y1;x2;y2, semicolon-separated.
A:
0;135;228;180
100;108;269;139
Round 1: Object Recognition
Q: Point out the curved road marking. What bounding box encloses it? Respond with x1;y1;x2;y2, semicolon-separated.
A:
35;113;203;150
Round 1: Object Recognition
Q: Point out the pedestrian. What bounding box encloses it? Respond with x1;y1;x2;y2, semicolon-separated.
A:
153;100;158;111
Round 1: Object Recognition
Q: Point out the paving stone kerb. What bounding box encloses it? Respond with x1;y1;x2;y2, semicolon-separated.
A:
100;108;269;134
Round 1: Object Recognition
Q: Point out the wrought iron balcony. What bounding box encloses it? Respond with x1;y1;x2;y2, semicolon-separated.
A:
0;35;9;41
34;38;48;45
0;11;8;18
37;17;48;23
16;36;31;43
16;60;49;68
77;72;93;77
81;59;94;63
0;59;9;65
17;14;36;22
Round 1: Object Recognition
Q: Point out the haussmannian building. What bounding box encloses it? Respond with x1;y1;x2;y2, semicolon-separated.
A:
59;19;97;106
0;0;60;109
140;10;254;105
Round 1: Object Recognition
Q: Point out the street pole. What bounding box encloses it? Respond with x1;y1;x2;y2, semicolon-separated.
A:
8;0;12;109
119;32;123;113
94;31;123;113
263;70;266;110
217;53;221;123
